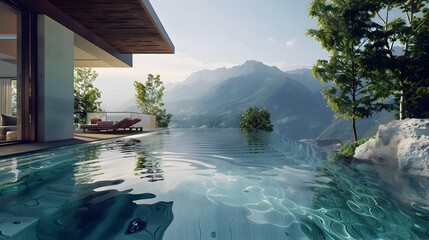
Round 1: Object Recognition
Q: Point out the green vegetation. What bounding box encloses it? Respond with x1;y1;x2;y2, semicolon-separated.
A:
239;106;273;132
155;109;172;128
378;1;429;120
332;137;372;161
74;68;102;125
401;87;429;118
307;0;391;142
168;66;331;139
165;61;394;141
134;74;172;128
308;0;429;141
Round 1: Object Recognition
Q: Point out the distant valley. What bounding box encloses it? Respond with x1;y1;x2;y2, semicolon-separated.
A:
120;60;395;142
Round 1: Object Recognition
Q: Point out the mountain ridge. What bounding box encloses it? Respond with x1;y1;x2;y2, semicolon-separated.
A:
165;60;336;139
118;60;313;112
119;60;394;141
164;60;286;103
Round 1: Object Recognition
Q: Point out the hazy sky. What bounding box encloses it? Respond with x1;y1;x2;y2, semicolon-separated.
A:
94;0;328;110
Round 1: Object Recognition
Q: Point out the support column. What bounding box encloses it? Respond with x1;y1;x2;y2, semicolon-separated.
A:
37;15;74;142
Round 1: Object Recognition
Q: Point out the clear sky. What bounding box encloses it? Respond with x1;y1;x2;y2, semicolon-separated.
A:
94;0;329;110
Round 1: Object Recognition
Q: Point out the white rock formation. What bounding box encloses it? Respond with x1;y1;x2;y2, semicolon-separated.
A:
354;118;429;177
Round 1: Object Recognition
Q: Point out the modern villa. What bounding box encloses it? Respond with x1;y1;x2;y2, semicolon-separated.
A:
0;0;174;144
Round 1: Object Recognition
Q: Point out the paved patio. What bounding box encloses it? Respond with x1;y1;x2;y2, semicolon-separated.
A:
0;129;158;157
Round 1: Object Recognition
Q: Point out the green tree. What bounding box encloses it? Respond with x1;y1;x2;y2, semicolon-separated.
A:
239;106;273;132
395;1;429;119
74;68;102;124
366;0;429;119
134;74;172;128
308;0;390;142
156;109;172;128
405;8;429;118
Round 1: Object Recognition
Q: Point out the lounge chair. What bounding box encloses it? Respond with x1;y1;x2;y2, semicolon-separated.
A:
116;118;142;131
81;118;141;132
128;118;142;131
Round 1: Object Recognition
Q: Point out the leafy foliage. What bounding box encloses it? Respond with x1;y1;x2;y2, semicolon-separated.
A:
134;74;164;114
156;109;173;128
332;137;372;161
395;87;429;119
308;0;390;142
308;0;429;141
134;74;172;128
239;106;273;132
74;68;102;124
366;0;429;119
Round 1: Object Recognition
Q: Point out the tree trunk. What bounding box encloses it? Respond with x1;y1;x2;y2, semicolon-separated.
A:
352;118;358;142
399;90;404;120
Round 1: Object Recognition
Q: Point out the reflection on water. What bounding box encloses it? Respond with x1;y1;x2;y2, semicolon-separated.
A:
240;131;270;153
0;158;18;185
0;129;428;239
135;151;165;182
73;145;101;184
132;134;167;182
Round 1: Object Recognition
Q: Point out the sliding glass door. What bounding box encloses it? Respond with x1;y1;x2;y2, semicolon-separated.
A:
0;1;20;143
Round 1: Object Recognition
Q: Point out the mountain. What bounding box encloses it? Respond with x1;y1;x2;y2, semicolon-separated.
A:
164;60;284;104
285;68;325;92
172;73;322;116
118;60;394;141
164;60;395;141
165;61;336;139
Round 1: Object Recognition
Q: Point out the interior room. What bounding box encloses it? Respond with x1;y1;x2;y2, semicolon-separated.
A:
0;1;19;143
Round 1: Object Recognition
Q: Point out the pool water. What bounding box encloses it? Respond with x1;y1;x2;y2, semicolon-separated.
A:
0;129;428;239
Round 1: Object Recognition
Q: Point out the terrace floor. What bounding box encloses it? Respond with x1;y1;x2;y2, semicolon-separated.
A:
0;129;158;157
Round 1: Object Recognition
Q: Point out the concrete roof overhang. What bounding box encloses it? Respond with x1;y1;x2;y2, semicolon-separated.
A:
16;0;175;67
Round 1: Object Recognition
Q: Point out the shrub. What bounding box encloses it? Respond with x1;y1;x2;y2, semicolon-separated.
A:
156;109;172;128
332;137;372;160
240;106;273;132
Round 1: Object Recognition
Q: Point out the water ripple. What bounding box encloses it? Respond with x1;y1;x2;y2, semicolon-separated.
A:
0;129;428;239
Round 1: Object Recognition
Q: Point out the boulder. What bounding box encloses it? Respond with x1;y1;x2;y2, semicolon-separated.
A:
354;118;429;177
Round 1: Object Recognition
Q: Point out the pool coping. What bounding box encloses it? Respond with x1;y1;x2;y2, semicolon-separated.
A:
0;130;162;158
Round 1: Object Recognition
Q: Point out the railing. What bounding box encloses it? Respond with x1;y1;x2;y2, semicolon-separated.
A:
85;112;157;130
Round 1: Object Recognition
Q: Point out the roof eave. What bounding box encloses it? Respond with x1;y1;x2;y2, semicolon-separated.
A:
139;0;175;54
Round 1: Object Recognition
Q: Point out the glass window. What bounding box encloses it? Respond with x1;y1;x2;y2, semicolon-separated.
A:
0;1;20;142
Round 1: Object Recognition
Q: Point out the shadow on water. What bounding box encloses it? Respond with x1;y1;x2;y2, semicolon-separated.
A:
36;180;174;240
0;139;174;240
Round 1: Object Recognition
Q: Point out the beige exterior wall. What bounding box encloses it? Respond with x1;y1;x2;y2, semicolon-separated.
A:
37;15;74;142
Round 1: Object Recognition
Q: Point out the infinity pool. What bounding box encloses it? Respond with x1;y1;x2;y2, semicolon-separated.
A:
0;129;428;239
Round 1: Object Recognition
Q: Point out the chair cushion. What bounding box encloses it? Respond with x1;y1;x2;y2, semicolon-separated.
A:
0;126;17;136
97;121;114;126
1;114;17;126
